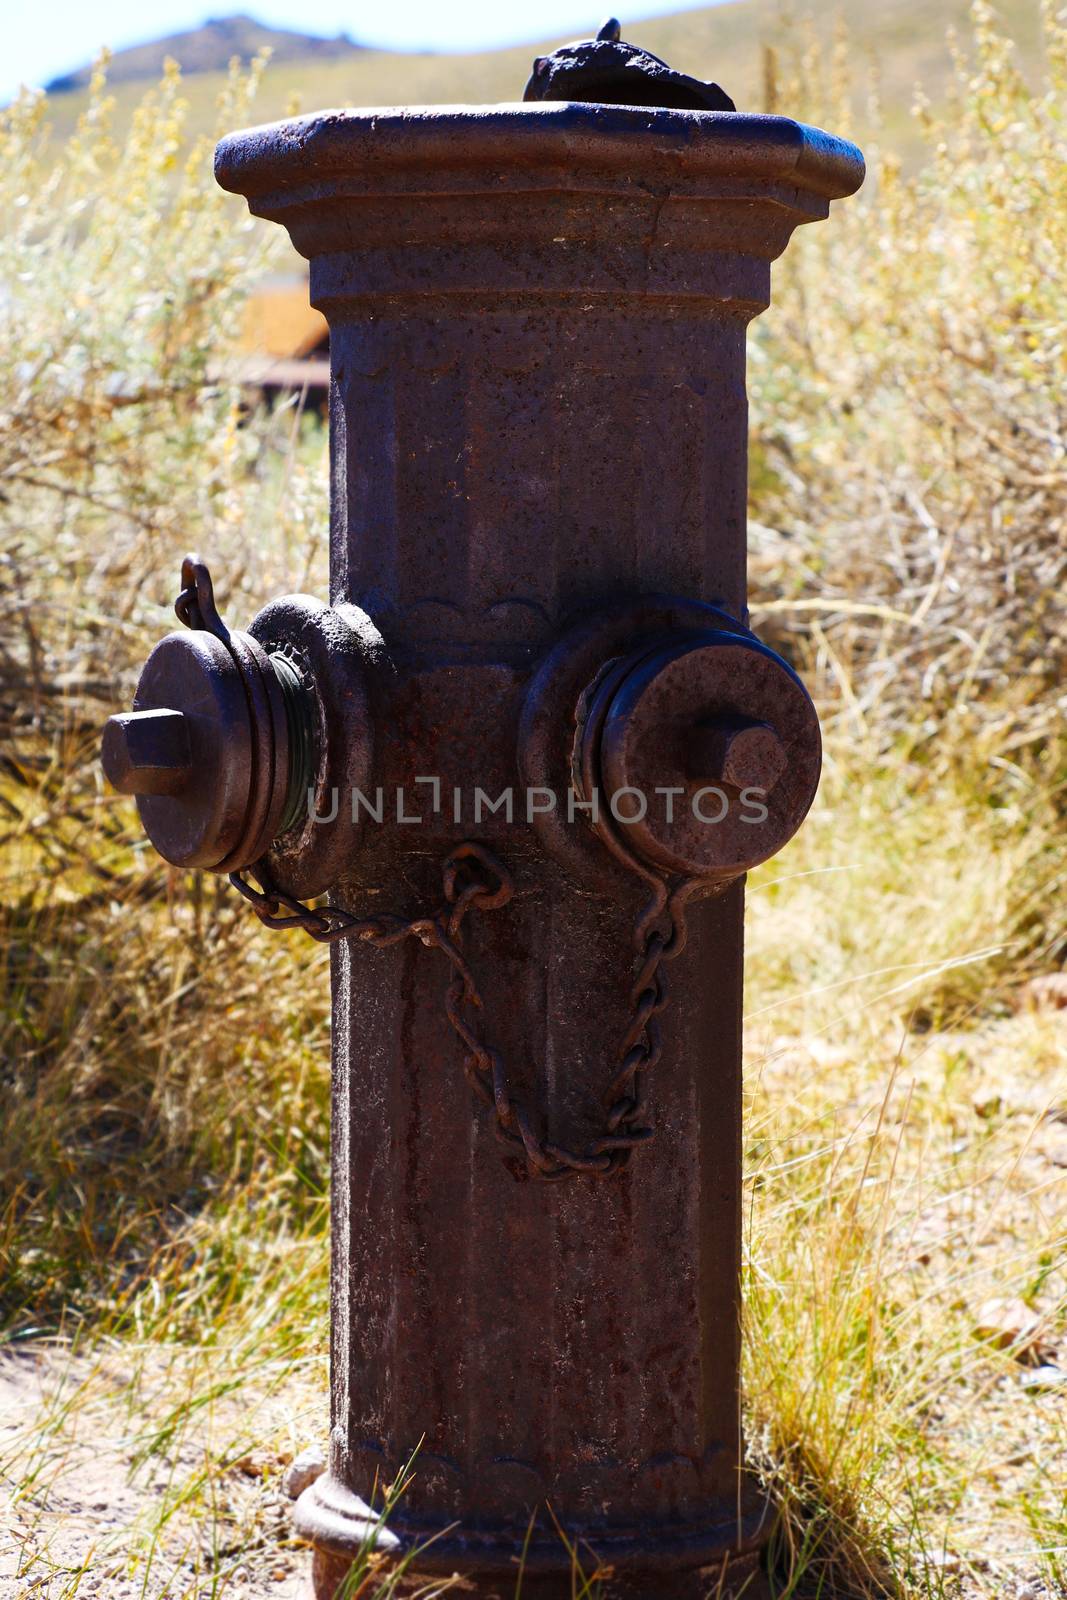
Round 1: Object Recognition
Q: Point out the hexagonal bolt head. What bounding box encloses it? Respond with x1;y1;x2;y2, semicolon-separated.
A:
690;718;788;794
101;709;192;797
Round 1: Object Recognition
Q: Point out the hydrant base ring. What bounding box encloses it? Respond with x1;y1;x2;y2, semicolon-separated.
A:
296;1470;771;1592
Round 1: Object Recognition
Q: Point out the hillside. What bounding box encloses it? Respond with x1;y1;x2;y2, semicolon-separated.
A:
41;0;1044;158
44;12;365;93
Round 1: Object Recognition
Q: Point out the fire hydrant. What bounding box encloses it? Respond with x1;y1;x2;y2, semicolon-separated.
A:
103;22;862;1599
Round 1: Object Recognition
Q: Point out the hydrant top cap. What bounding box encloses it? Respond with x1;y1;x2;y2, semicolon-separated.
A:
214;103;864;207
522;19;735;112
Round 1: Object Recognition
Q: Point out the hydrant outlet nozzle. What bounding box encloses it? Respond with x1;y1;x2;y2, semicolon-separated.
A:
690;718;788;793
101;708;192;796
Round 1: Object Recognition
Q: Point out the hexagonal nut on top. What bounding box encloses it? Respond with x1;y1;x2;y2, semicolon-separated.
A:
577;630;821;884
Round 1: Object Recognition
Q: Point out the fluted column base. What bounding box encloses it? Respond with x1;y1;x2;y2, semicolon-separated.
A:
296;1472;770;1599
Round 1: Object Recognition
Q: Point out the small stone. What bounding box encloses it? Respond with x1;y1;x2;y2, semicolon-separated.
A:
919;1549;963;1578
1018;973;1067;1012
282;1443;327;1500
1021;1365;1067;1393
973;1296;1042;1356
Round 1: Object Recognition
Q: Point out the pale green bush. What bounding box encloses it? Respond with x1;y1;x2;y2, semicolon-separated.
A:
0;54;329;759
0;58;332;1328
750;1;1067;761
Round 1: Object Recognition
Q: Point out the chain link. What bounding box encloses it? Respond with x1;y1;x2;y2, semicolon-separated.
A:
174;555;229;641
229;844;694;1181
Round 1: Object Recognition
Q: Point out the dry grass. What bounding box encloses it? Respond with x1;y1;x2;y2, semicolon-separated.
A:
748;0;1067;759
743;757;1067;1597
2;7;1066;1599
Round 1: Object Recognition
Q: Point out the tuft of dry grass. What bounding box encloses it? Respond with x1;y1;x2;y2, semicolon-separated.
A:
743;749;1066;1597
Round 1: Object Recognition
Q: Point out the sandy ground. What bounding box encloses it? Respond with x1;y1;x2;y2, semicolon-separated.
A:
0;1346;314;1599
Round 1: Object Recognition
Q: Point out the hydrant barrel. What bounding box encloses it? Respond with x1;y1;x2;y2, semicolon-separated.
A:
210;69;863;1600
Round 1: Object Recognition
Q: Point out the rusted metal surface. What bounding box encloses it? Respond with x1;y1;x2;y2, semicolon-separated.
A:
246;591;379;898
105;22;864;1600
103;557;298;871
101;708;192;796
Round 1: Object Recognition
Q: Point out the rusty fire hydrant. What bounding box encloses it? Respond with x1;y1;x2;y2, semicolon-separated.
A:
103;22;863;1599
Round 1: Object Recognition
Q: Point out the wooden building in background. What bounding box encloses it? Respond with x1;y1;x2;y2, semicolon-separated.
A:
239;275;329;409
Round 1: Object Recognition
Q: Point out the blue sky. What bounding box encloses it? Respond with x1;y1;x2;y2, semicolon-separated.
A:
5;1;726;103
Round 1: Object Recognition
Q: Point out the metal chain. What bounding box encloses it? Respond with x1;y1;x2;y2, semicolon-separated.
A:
228;843;694;1182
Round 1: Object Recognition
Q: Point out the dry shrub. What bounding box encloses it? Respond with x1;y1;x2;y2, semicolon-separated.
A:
0;58;332;1327
0;53;327;751
750;0;1067;765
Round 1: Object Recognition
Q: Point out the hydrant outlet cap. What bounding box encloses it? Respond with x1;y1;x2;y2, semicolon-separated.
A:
112;630;255;871
596;632;822;880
